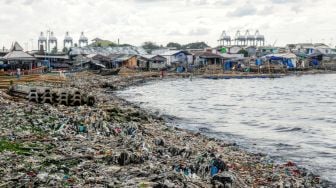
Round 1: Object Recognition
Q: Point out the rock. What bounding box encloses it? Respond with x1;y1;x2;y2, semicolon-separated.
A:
211;172;234;187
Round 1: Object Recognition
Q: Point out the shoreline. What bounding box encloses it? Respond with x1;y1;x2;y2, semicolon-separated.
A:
0;71;334;187
104;69;336;90
112;73;336;185
100;71;336;187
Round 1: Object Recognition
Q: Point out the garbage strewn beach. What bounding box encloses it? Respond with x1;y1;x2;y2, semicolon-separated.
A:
0;72;333;187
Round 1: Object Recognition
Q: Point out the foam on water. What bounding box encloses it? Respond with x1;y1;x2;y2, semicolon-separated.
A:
117;74;336;182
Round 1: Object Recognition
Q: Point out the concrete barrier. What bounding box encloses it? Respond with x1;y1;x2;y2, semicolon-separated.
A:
41;89;53;104
70;90;82;106
9;84;95;106
28;88;39;102
58;91;69;106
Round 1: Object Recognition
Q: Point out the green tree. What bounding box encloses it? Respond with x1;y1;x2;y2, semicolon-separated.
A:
182;42;210;49
108;43;117;47
118;43;132;47
166;42;182;50
141;41;161;53
238;49;248;57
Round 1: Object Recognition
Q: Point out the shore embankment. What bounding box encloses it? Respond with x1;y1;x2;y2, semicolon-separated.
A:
0;71;334;187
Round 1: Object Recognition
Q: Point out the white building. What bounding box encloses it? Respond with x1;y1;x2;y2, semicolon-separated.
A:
292;43;335;55
314;43;336;55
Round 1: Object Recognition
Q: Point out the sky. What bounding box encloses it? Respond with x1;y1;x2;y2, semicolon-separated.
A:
0;0;335;51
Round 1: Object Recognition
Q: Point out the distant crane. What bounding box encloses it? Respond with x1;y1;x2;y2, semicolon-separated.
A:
218;29;266;46
218;30;231;46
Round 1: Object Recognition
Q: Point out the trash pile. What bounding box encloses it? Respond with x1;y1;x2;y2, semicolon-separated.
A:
0;73;333;187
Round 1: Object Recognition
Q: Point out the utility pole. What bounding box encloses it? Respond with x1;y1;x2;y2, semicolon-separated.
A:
45;29;51;72
30;39;33;51
24;42;28;52
47;29;51;52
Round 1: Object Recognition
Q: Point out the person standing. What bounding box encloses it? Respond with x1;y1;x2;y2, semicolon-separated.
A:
160;69;164;79
16;68;21;79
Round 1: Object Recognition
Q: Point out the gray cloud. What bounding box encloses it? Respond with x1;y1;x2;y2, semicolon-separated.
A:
133;0;174;3
291;6;302;13
0;0;335;49
258;6;274;15
2;0;41;5
228;4;257;17
214;0;235;5
185;0;210;6
23;0;40;5
167;30;184;36
189;28;210;36
270;0;301;4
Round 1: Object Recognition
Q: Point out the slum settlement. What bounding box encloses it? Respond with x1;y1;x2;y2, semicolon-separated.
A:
1;31;336;76
0;32;335;187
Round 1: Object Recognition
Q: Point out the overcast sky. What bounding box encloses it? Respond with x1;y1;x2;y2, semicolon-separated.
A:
0;0;335;50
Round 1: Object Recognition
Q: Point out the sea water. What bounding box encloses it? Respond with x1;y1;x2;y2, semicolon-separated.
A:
117;74;336;182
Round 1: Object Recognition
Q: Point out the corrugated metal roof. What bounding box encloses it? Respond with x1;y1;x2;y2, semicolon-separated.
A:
141;54;167;60
91;60;106;68
86;54;98;58
152;50;191;56
2;42;35;61
264;53;297;59
296;43;314;48
10;42;24;51
34;54;69;59
141;55;155;59
69;46;147;56
113;54;136;62
3;51;35;61
108;54;122;59
193;51;223;58
314;43;330;48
